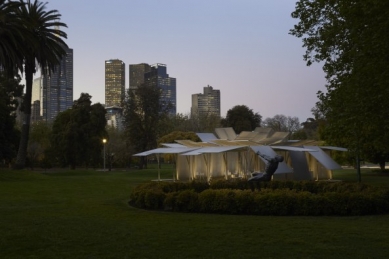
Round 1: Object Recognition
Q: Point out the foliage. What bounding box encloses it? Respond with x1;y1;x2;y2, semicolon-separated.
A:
0;72;22;166
12;0;68;169
27;121;51;168
189;112;222;133
130;179;389;216
123;84;170;168
105;126;134;169
50;93;107;169
295;115;323;140
290;0;389;170
221;105;261;134
158;131;200;145
0;0;24;75
27;121;51;169
155;112;222;138
262;114;300;133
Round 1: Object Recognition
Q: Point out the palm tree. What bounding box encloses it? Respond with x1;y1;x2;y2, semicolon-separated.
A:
0;0;24;75
14;0;68;169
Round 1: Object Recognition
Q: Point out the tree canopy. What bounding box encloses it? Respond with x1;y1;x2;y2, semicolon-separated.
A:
0;0;24;74
290;0;389;170
124;84;170;168
11;0;68;169
0;72;22;166
158;131;200;146
50;93;107;169
262;114;300;133
221;105;261;134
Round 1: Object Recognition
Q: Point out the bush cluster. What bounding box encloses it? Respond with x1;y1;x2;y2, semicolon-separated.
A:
129;180;389;216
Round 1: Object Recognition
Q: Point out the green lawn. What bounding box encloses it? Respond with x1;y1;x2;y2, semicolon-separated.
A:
1;167;389;259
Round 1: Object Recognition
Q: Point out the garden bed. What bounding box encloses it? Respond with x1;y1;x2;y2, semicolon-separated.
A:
129;179;389;216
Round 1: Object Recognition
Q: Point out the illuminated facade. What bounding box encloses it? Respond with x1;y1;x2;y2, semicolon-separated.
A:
191;85;221;117
32;77;41;104
105;59;125;107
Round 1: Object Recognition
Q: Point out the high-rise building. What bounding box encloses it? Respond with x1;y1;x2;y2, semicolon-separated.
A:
129;63;176;115
32;77;41;102
106;106;124;131
191;85;221;117
42;47;73;121
105;59;125;107
129;63;151;91
31;77;42;123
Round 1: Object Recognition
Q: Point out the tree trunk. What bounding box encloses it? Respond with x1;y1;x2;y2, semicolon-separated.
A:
139;156;145;169
356;155;361;183
14;62;34;169
379;160;386;172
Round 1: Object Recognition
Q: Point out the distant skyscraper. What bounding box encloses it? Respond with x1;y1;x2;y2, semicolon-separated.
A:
105;59;125;107
129;63;151;91
42;47;73;121
129;63;176;115
106;106;124;131
32;77;42;104
31;77;42;123
191;85;221;117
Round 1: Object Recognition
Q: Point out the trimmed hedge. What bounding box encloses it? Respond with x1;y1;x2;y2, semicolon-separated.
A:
129;179;389;216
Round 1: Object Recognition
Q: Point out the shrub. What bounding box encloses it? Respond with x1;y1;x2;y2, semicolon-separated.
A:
129;179;389;216
144;189;166;210
175;190;199;212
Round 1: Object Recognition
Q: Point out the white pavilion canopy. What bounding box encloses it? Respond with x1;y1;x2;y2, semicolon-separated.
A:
133;128;347;182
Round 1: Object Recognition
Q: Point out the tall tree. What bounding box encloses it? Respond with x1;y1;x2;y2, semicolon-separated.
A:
0;72;23;167
14;0;68;169
290;0;389;172
105;126;134;169
221;105;261;134
189;112;222;133
27;120;51;169
123;84;169;169
262;114;301;133
51;93;107;169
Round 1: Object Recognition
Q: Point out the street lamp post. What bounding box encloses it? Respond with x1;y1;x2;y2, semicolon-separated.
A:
103;138;107;171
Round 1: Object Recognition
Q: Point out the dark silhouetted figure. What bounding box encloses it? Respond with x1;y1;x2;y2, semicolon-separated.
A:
248;151;284;182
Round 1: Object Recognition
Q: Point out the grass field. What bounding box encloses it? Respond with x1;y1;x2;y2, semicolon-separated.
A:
1;166;389;259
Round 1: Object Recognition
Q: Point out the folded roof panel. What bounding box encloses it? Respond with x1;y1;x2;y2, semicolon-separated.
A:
304;146;342;170
196;133;219;142
133;147;200;156
215;127;236;140
175;140;218;147
180;146;247;156
161;143;186;148
320;146;348;152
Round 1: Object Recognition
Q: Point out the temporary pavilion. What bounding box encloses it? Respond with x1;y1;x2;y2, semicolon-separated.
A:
133;127;347;182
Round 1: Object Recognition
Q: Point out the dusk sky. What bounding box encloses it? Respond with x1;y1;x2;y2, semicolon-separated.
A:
38;0;327;122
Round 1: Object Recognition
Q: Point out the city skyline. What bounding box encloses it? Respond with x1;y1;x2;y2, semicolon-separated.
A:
32;0;326;122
